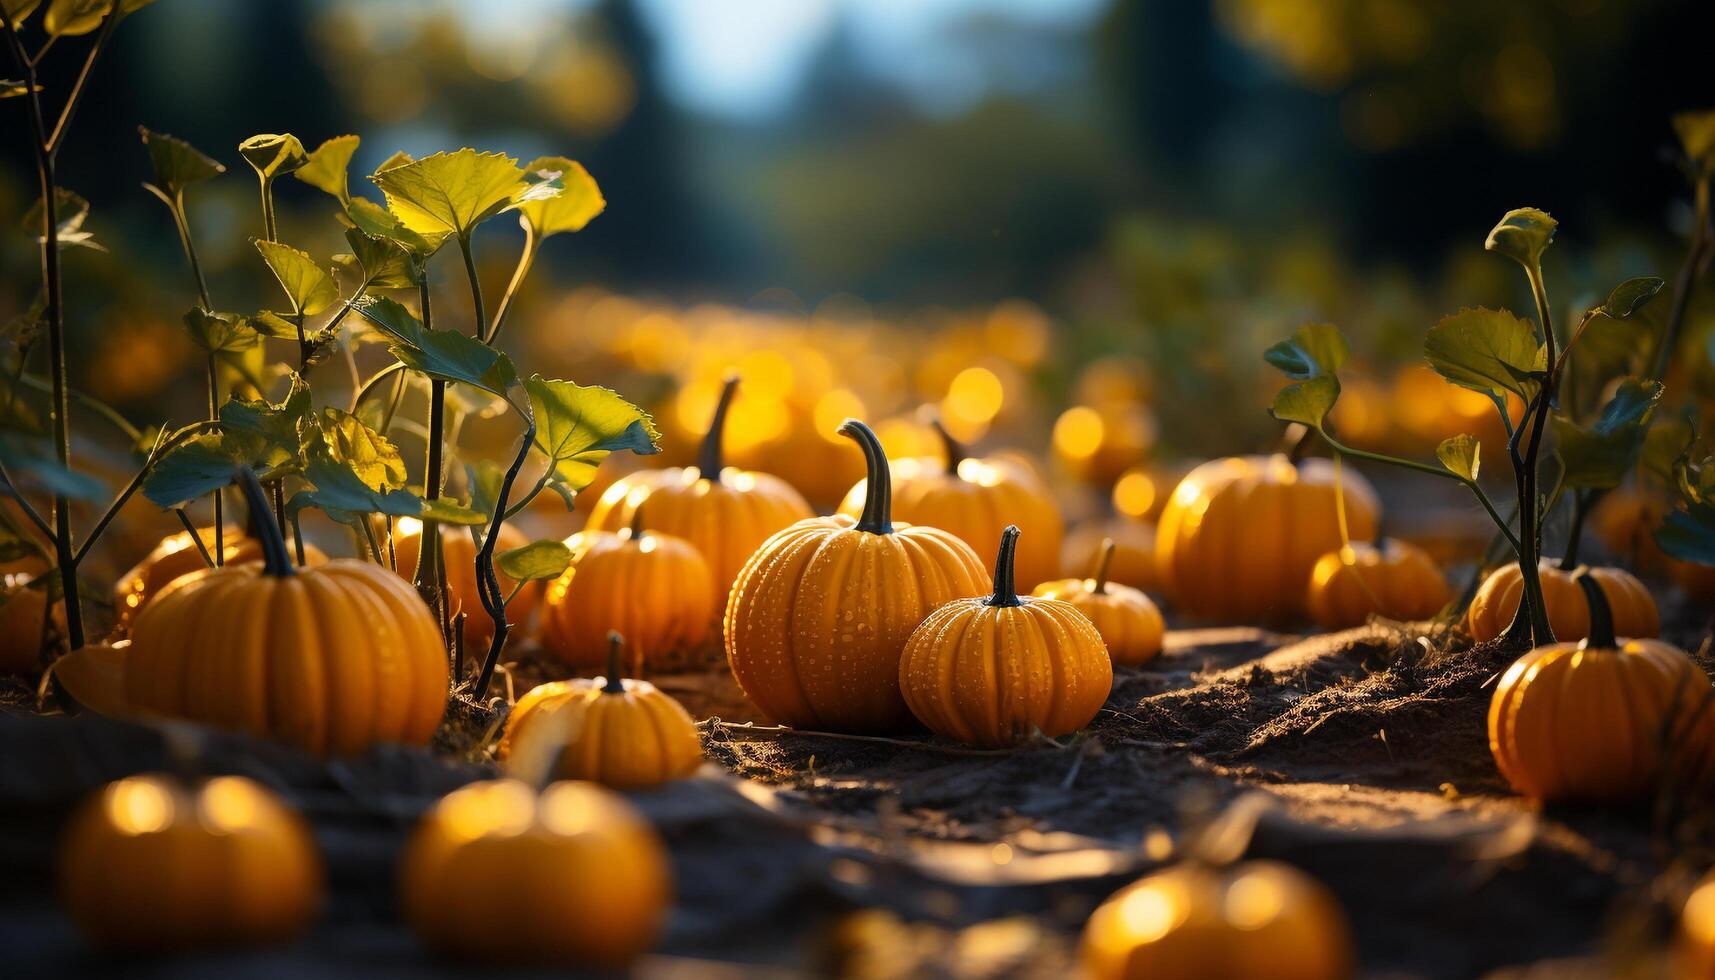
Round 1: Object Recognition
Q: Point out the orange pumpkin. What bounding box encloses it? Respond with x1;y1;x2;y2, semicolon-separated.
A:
1590;485;1672;576
60;774;322;951
0;572;58;675
401;779;670;965
500;632;703;789
900;526;1112;746
1082;860;1353;980
1467;560;1658;644
113;526;326;630
125;471;447;755
586;375;813;611
725;419;988;733
1488;570;1715;801
839;417;1063;589
392;518;535;646
1052;403;1158;486
1680;872;1715;980
1673;559;1715;602
1034;537;1166;667
1155;455;1380;623
1063;518;1158;593
1306;538;1451;630
540;513;715;671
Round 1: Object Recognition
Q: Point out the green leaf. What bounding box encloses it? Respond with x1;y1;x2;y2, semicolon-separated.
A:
466;459;505;518
336;226;418;290
1435;434;1481;481
182;308;259;355
246;311;301;341
526;375;661;495
290;450;485;525
518;156;605;238
1424;307;1546;402
238;134;308;180
138;126;223;196
1553;378;1663;489
375;150;414;172
294;134;359;203
1267;375;1340;431
343;195;448;258
253;239;338;318
218;376;312;474
353;295;518;395
42;0;108;36
370;149;556;241
1657;503;1715;566
308;408;405;491
1640;415;1695;482
1674;109;1715;177
0;437;104;500
1595;276;1666;320
22;188;101;251
497;539;573;582
1484;208;1557;269
142;431;278;508
1263;323;1348;380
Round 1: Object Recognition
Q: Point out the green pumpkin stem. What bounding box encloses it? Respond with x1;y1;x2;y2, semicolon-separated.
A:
1572;568;1616;649
603;630;626;694
987;524;1023;607
1091;537;1115;595
838;419;893;534
234;466;294;578
697;374;740;485
929;415;967;473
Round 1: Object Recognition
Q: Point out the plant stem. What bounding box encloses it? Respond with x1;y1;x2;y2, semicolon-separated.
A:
258;175;278;242
1649;174;1713;384
1515;266;1559;645
44;12;117;161
206;354;223;565
1559;489;1591;570
416;277;445;615
697;374;739;482
1090;538;1114;594
1317;430;1521;552
173;508;214;567
484;228;536;344
839;419;894;534
471;406;535;699
458;235;485;339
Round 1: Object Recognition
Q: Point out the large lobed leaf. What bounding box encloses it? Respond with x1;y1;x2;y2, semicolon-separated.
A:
354;295;518;395
518;156;605;239
139;126;224;196
295;134;360;203
1424;307;1545;403
526;374;660;496
181;308;260;355
1552;378;1663;489
254;239;338;318
496;539;573;582
371;149;559;241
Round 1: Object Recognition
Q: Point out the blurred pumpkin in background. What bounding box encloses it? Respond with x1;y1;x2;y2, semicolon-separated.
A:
1053;403;1158;486
1590;485;1672;576
0;561;58;675
1680;872;1715;980
1389;364;1521;466
1063;518;1158;593
1034;537;1166;667
1306;538;1451;629
728;389;869;509
392;518;535;646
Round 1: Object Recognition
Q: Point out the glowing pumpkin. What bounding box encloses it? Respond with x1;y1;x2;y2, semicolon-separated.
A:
1034;537;1166;667
1306;538;1451;630
1467;561;1658;644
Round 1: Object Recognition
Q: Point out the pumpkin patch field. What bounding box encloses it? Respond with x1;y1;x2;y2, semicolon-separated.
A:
5;2;1715;978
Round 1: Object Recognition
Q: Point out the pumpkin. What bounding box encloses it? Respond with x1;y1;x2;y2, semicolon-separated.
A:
1082;860;1353;980
1680;872;1715;980
1155;455;1380;623
60;774;322;951
728;393;869;509
113;525;326;630
1488;570;1715;801
1673;559;1715;603
586;375;813;612
1052;402;1158;486
401;779;670;966
1063;518;1159;593
540;512;715;671
392;517;535;646
725;419;988;733
838;417;1064;589
1306;538;1451;630
0;574;58;675
1467;560;1658;644
1590;485;1673;576
900;526;1112;746
500;632;703;789
125;471;447;755
1034;537;1166;667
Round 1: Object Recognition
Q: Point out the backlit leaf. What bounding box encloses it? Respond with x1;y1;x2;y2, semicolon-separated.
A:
43;0;108;36
1263;323;1348;380
354;295;518;395
2;2;43;25
1674;109;1715;177
343;195;448;257
218;375;311;474
22;188;100;251
138;126;223;196
497;539;572;582
308;408;406;491
142;431;275;508
371;149;555;241
1552;377;1663;489
181;308;259;355
1484;208;1556;269
295;134;359;203
1267;375;1340;431
238;133;308;180
526;375;660;495
336;226;418;290
518;156;605;238
1436;434;1481;482
1595;276;1665;320
290;449;485;525
1424;307;1545;402
254;239;338;318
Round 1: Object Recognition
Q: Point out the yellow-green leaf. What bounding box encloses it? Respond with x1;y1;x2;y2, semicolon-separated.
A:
1268;375;1340;431
497;539;572;582
525;374;661;494
371;148;552;241
310;408;406;491
1424;307;1545;402
254;239;338;318
1263;323;1348;380
238;133;308;180
2;1;44;25
1674;109;1715;177
139;126;224;196
182;308;259;355
1484;208;1556;269
43;0;108;36
518;156;605;238
353;295;518;395
296;134;360;203
1436;434;1480;482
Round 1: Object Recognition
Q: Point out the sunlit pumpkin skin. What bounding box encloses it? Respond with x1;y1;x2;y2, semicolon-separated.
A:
1679;872;1715;980
1467;560;1658;644
726;420;988;733
392;518;534;646
839;418;1064;589
0;578;59;675
587;376;813;613
113;526;326;630
1082;860;1354;980
60;774;322;951
1487;571;1715;802
901;526;1112;746
540;518;715;671
125;473;447;755
401;779;670;966
1034;538;1165;667
500;634;703;789
1155;455;1379;623
1063;518;1158;593
1306;539;1451;630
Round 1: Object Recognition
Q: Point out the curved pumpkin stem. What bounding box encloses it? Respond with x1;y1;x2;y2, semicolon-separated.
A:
697;374;739;486
628;501;647;541
929;414;967;474
603;631;626;694
838;419;893;534
1090;537;1115;595
234;466;294;578
1572;568;1615;649
987;524;1023;607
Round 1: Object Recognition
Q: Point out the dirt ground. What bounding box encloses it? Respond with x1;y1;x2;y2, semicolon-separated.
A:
2;605;1712;978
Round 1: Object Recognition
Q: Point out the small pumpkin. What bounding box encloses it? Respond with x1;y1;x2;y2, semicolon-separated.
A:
839;416;1064;589
540;511;715;671
1306;537;1451;630
125;470;447;755
1034;537;1166;667
0;573;59;675
1082;860;1353;980
900;526;1112;746
60;774;322;951
1679;872;1715;980
401;779;670;966
1467;560;1658;644
586;375;813;611
392;517;535;646
1488;570;1715;802
500;632;703;789
726;419;988;733
113;525;326;629
1063;518;1159;593
1155;454;1380;623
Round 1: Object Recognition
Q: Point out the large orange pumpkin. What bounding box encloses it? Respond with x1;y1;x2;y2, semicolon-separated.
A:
1034;537;1166;667
1306;538;1451;630
392;518;535;646
1467;560;1658;644
1155;455;1379;622
901;526;1112;746
125;471;447;755
113;526;326;630
838;417;1063;589
725;419;988;733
